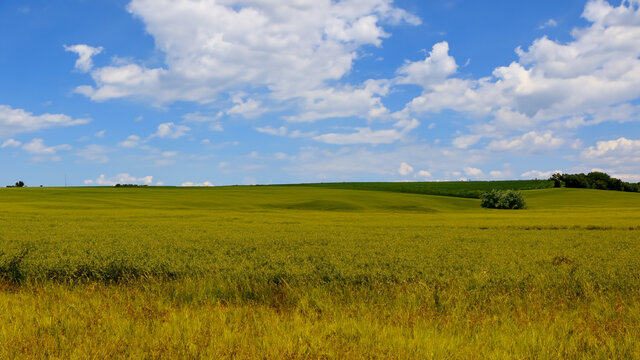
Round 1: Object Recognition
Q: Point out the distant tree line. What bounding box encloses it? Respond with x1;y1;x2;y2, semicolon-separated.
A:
550;172;639;192
114;184;148;187
6;181;25;188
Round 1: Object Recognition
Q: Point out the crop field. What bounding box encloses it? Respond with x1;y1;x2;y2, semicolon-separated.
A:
1;185;640;359
280;179;554;198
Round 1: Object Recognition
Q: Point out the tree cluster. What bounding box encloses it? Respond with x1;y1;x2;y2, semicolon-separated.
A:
480;189;526;209
550;172;639;192
114;184;148;187
6;181;25;188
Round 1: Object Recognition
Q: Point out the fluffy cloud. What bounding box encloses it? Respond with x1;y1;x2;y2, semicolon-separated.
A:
581;137;640;159
285;80;391;122
580;137;640;171
313;118;419;145
226;98;267;119
403;0;640;147
76;0;419;105
0;105;89;138
396;41;458;87
64;44;103;72
416;170;432;178
153;122;190;139
398;162;413;176
84;173;154;186
486;130;564;153
118;135;142;148
22;138;71;155
463;167;483;177
1;138;22;148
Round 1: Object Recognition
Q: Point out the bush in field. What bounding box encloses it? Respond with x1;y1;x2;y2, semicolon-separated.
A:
480;189;526;209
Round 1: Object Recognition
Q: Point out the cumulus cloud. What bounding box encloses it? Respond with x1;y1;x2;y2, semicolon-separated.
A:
313;118;419;145
285;80;391;122
0;105;89;138
581;137;640;159
398;162;414;176
416;170;432;178
84;173;154;186
580;137;640;171
75;0;419;105
1;138;22;148
226;98;267;119
397;41;458;87
22;138;71;155
118;135;142;148
64;44;103;72
403;0;640;148
486;130;565;153
153;122;190;139
463;167;483;177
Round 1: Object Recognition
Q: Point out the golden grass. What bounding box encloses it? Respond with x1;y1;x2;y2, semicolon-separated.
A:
1;186;639;358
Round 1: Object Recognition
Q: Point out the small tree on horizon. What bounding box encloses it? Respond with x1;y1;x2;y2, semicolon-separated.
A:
15;181;25;188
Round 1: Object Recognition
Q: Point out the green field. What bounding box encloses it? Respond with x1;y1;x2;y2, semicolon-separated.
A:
1;185;639;359
280;179;554;198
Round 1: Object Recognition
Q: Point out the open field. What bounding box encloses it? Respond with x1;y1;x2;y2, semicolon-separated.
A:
280;179;554;198
1;186;640;358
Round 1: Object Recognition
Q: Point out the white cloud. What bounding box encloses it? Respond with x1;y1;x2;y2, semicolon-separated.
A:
22;138;71;155
76;144;109;164
581;137;640;159
538;19;558;29
452;134;483;149
521;169;561;179
611;173;640;183
313;118;419;145
256;126;287;136
182;112;224;131
226;98;267;119
1;138;21;148
84;173;154;186
416;170;431;178
285;80;391;122
181;181;214;187
398;162;414;176
397;41;458;87
0;105;89;138
153;122;190;139
118;135;142;148
94;130;106;138
463;167;483;177
403;0;640;148
486;130;565;153
75;0;418;105
64;44;103;72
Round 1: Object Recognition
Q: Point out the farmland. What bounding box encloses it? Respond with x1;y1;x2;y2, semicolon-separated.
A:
1;185;640;359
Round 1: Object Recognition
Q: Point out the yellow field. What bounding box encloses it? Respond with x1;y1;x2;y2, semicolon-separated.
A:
1;186;639;359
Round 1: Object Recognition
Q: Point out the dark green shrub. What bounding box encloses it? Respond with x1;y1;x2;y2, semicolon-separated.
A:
480;189;526;209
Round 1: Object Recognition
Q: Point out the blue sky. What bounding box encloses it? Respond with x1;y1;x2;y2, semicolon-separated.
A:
1;0;639;186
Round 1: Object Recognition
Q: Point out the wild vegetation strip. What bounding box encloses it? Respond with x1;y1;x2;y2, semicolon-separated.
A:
0;186;639;358
283;179;554;198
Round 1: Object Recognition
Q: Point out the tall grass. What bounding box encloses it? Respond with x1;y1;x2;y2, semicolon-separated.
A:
0;186;639;358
